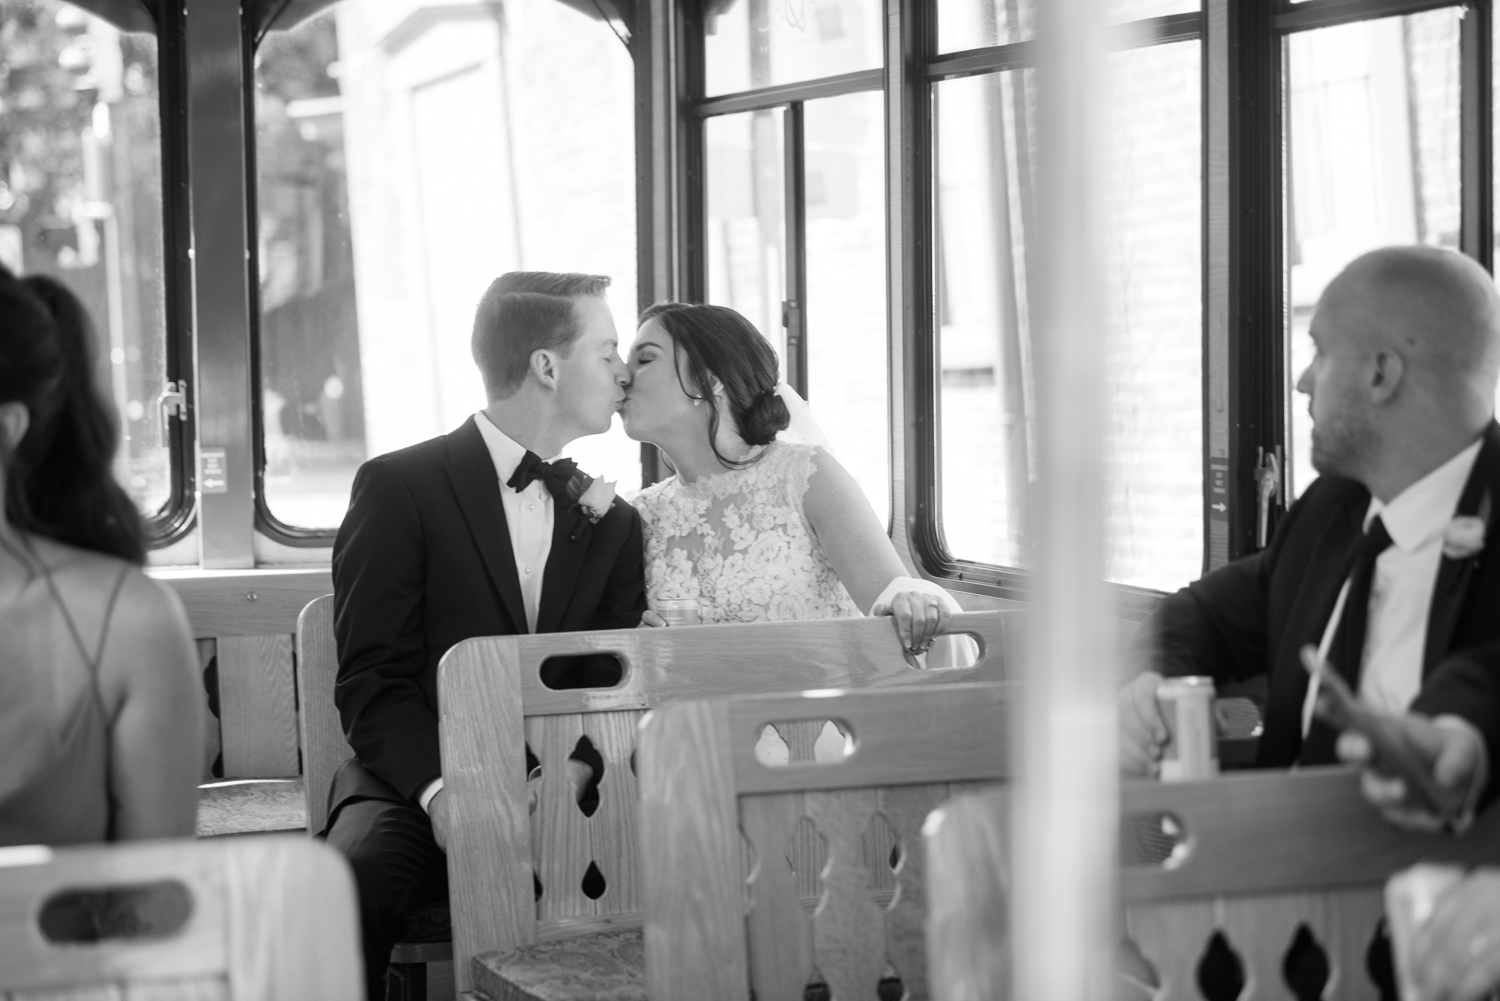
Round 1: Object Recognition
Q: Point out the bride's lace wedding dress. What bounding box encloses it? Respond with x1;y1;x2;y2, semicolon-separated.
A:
632;441;862;622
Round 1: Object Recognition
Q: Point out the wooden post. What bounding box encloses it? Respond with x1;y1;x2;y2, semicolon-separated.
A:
1013;0;1117;999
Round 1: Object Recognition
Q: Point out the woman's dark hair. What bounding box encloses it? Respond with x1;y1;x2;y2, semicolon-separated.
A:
0;267;145;563
639;301;790;469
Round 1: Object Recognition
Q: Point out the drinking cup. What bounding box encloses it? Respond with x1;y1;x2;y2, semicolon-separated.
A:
655;598;701;627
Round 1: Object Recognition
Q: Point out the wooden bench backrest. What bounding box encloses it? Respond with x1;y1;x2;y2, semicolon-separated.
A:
296;594;352;837
634;680;1012;1001
438;610;1020;993
923;769;1500;1001
0;836;361;1001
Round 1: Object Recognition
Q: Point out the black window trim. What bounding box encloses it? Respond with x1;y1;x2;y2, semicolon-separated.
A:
218;0;1495;569
148;0;198;546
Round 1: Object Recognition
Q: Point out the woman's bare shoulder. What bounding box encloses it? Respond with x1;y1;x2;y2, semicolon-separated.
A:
25;534;139;600
27;535;191;652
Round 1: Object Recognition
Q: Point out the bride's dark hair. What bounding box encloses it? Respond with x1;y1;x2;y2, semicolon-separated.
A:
0;266;145;563
639;301;790;469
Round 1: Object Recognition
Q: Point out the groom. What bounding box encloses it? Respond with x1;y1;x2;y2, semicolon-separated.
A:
325;271;646;998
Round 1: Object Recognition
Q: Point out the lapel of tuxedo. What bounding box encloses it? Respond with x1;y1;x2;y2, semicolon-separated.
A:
536;499;591;634
1422;421;1500;678
444;417;529;634
1260;490;1366;765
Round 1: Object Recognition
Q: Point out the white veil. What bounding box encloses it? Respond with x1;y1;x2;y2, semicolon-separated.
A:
773;382;835;451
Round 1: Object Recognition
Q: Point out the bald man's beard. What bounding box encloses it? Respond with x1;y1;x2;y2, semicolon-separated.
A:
1309;404;1376;481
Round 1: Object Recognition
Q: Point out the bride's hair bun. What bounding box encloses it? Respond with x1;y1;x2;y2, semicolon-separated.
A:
637;302;792;468
739;388;790;447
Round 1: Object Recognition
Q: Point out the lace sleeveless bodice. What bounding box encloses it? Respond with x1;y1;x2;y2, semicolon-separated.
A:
633;442;861;623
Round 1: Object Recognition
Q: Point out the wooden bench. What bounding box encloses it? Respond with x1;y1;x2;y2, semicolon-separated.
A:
634;680;1011;1001
0;835;361;1001
923;769;1500;1000
438;611;1020;996
297;594;454;1000
156;568;332;784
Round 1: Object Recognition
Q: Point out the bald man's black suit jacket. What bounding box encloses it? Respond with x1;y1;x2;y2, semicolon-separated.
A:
1137;421;1500;778
327;416;646;820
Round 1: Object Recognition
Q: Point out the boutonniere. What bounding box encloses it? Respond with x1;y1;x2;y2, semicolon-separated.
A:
566;474;616;542
1442;490;1491;561
575;477;616;523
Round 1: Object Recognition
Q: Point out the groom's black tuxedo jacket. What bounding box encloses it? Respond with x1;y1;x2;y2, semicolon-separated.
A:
1138;421;1500;776
328;416;646;816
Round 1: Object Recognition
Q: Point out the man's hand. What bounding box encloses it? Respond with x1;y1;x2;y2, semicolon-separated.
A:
1336;714;1486;832
1409;868;1500;1001
427;787;452;850
638;610;667;628
1119;671;1168;778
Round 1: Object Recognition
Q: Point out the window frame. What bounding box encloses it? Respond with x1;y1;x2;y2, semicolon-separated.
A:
127;0;1496;571
152;0;199;547
679;2;1207;615
32;0;200;547
245;0;329;548
674;0;1494;613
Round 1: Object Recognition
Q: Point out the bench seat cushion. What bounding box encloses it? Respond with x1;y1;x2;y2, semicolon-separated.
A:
473;928;645;1001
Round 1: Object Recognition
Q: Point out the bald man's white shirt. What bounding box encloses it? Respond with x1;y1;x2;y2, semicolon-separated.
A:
1358;436;1483;714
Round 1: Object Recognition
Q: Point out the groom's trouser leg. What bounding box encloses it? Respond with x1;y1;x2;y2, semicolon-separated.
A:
325;797;449;1001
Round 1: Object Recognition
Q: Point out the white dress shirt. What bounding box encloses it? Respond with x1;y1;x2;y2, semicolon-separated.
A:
474;411;555;634
421;411;557;813
1301;436;1482;730
1357;438;1482;714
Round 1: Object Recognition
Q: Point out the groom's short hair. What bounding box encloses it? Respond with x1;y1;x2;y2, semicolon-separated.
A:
472;271;612;399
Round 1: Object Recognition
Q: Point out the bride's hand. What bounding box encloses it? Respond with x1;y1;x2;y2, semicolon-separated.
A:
873;590;950;654
639;610;668;628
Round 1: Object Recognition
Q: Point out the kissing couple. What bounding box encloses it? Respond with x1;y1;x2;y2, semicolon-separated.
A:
323;270;970;997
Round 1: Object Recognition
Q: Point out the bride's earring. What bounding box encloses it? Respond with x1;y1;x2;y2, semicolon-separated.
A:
692;398;702;407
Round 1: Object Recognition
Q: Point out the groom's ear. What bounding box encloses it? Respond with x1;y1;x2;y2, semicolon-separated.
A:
530;348;561;391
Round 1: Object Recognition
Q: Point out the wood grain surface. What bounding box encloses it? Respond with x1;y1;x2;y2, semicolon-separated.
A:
439;610;1023;718
638;684;1012;1001
438;611;1025;996
152;570;333;639
440;642;535;996
805;789;888;1001
638;699;749;1001
216;635;299;779
295;596;351;837
0;838;360;1001
1120;767;1500;901
740;794;815;1001
927;770;1500;1001
471;927;645;1001
727;683;1012;793
529;714;600;922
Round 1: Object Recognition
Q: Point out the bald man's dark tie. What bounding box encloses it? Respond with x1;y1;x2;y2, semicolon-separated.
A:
1299;516;1394;765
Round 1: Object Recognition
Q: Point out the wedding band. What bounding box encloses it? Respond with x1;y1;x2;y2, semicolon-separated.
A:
1469;934;1489;958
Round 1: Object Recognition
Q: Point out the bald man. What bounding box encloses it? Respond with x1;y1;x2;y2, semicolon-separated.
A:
1120;246;1500;803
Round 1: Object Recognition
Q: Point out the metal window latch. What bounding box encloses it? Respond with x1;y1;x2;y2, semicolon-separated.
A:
157;381;187;437
1254;446;1282;550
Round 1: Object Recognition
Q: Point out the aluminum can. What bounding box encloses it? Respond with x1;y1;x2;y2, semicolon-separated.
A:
1386;863;1466;1001
655;598;701;627
1156;676;1218;781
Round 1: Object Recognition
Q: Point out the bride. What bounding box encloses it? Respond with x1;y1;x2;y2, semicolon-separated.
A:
620;301;969;663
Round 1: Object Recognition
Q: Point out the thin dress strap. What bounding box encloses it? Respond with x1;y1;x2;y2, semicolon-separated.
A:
9;533;131;680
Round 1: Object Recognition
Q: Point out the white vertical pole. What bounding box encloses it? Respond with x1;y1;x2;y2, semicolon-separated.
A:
1012;0;1117;997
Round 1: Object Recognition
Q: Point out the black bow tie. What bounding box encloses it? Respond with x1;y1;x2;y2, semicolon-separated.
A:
507;451;579;500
